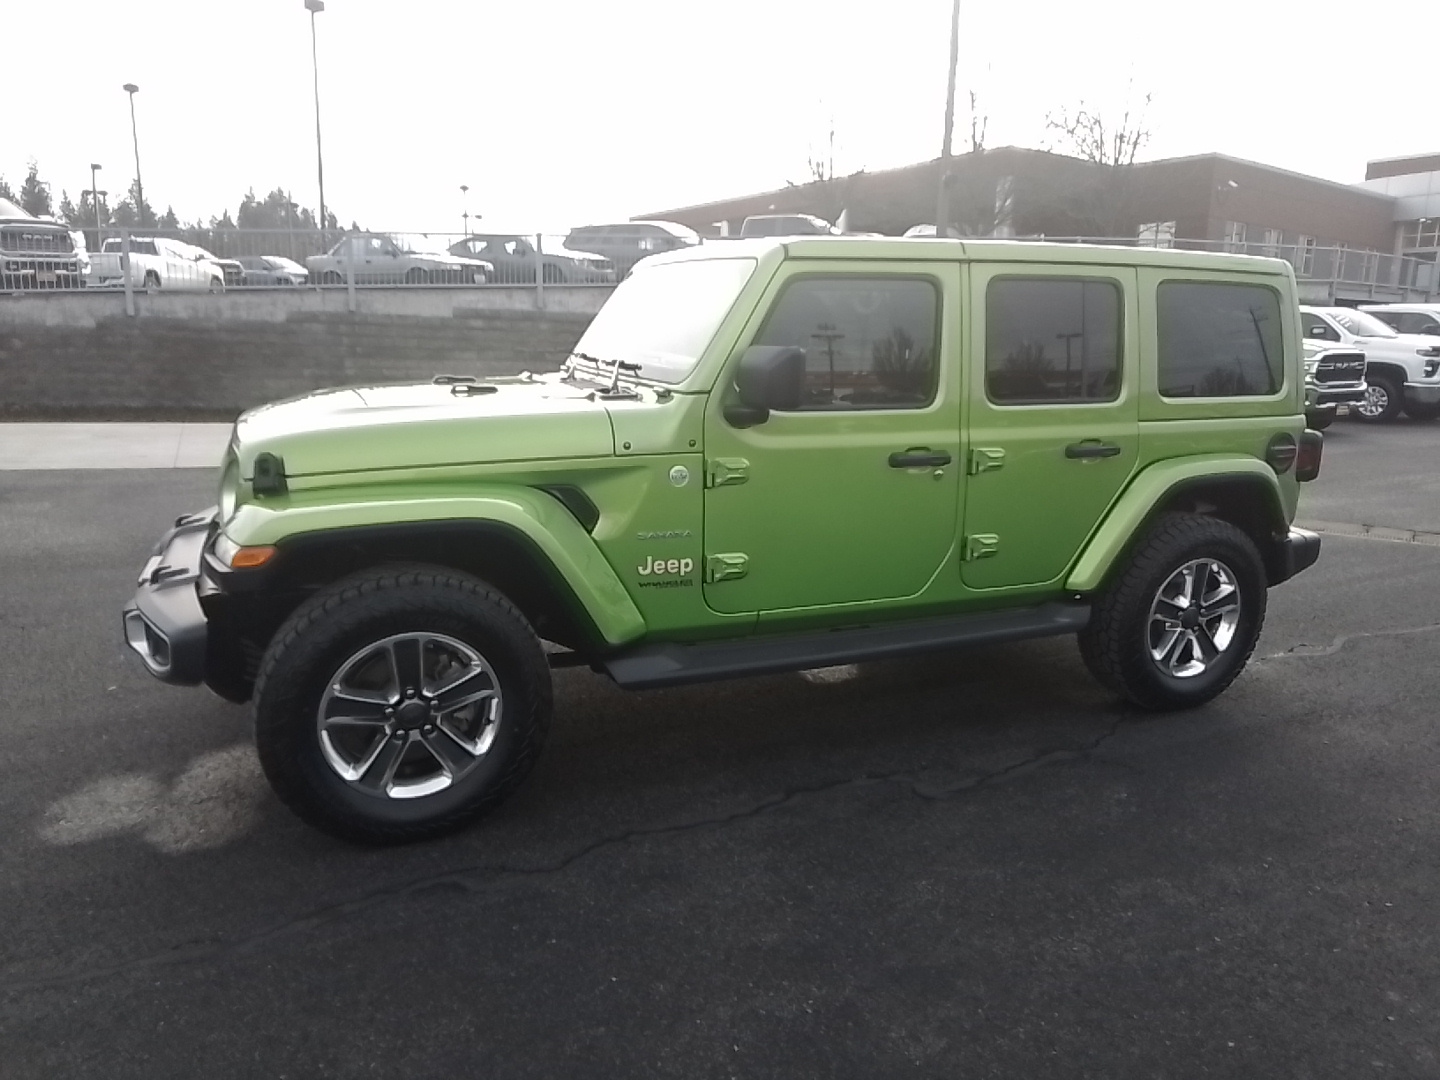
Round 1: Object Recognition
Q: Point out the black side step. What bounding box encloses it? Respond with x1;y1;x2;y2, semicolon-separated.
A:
602;602;1091;690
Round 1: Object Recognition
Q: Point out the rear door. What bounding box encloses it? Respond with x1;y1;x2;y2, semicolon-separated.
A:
962;263;1140;590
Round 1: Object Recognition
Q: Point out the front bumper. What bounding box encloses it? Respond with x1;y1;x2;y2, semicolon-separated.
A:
1403;382;1440;405
1306;380;1366;407
121;508;218;685
1272;526;1321;585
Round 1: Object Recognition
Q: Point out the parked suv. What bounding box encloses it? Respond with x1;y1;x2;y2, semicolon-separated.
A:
124;238;1321;843
1300;305;1440;421
564;220;699;277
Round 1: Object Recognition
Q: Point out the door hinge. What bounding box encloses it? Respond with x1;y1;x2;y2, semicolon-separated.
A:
963;533;1000;561
969;447;1006;475
705;458;749;488
705;553;749;583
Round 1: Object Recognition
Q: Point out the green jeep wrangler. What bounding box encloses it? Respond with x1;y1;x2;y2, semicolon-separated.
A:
123;238;1322;843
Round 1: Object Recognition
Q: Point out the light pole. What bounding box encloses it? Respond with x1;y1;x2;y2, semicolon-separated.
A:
122;83;146;227
305;0;328;240
936;0;962;230
461;184;469;235
88;163;104;233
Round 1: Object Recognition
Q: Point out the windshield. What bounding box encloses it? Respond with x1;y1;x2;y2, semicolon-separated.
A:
571;257;756;384
1331;309;1397;338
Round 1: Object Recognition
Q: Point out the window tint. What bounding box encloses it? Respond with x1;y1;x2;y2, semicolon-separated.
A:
985;278;1121;403
1158;282;1283;397
753;277;939;409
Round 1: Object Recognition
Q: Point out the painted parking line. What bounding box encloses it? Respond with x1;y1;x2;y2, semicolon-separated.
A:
0;423;232;470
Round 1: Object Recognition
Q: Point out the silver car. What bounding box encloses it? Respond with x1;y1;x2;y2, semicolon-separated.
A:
306;234;492;285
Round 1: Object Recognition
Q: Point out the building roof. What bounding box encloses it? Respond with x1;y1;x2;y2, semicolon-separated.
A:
1365;153;1440;181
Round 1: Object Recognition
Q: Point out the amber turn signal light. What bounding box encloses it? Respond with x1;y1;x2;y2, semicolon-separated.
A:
230;545;277;569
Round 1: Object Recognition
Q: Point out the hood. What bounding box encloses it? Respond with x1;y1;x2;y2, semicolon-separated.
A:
233;373;616;478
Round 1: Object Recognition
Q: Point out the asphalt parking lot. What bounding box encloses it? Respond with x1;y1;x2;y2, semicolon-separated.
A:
2;419;1438;1078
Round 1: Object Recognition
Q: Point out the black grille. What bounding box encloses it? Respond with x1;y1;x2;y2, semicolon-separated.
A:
1;227;74;254
1316;355;1366;383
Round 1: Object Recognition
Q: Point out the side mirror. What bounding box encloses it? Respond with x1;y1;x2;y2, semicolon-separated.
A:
726;346;805;427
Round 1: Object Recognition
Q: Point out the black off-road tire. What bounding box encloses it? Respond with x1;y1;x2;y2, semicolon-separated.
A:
1403;400;1440;421
1354;372;1403;422
1078;513;1267;711
253;565;552;844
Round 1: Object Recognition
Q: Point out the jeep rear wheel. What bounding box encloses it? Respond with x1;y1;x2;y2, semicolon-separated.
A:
253;566;551;844
1079;513;1266;710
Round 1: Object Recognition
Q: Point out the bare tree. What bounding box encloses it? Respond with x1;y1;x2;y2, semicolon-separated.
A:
968;90;988;155
1044;92;1152;167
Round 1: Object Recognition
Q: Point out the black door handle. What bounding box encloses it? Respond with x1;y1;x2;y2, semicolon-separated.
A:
889;448;952;468
1065;441;1123;459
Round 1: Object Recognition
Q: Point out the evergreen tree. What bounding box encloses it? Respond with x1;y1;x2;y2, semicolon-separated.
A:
0;176;15;202
19;161;53;217
58;191;80;226
158;205;179;230
110;179;156;229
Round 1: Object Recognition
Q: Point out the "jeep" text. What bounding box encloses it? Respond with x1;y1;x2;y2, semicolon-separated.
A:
637;556;694;577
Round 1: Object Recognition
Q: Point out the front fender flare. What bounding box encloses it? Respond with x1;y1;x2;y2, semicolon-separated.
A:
222;484;646;647
1066;455;1287;594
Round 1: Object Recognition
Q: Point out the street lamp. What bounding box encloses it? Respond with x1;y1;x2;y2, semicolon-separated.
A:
304;0;328;240
122;83;147;227
88;163;104;232
460;185;469;235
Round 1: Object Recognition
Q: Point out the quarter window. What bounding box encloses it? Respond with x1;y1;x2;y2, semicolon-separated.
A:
1158;282;1283;397
985;278;1121;404
752;277;939;409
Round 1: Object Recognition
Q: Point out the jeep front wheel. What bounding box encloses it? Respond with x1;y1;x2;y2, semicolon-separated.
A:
1079;513;1266;710
253;566;551;843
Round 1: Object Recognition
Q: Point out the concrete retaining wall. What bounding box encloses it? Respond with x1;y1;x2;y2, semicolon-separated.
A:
0;286;608;419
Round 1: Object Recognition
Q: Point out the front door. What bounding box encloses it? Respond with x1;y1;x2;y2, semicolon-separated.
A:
702;262;962;615
961;264;1140;591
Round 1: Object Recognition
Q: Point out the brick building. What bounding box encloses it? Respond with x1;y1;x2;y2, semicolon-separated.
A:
638;148;1440;302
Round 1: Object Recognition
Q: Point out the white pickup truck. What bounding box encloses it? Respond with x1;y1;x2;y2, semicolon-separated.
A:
87;236;227;292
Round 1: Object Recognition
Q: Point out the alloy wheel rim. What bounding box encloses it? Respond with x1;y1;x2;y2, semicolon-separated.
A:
316;632;502;799
1357;384;1389;418
1146;559;1241;679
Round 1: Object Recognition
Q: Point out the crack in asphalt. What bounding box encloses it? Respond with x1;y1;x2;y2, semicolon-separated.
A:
1260;621;1440;660
0;717;1131;994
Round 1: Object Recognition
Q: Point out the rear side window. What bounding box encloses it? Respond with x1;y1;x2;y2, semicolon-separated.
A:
1158;282;1283;397
753;276;939;410
985;278;1121;403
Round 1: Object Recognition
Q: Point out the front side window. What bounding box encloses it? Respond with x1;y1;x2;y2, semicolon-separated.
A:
1158;282;1284;397
1331;309;1397;339
752;276;939;409
1302;312;1340;341
985;278;1121;404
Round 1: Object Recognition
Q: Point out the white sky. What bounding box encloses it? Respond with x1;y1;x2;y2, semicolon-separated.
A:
8;0;1438;235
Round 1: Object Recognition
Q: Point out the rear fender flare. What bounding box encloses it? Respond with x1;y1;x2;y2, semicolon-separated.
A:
1067;456;1287;593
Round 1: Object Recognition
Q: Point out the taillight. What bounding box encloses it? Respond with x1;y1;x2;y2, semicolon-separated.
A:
1295;430;1323;482
1266;432;1298;474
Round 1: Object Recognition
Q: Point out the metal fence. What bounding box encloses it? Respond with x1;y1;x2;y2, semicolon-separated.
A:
1;227;619;297
6;224;1439;306
1025;236;1440;302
